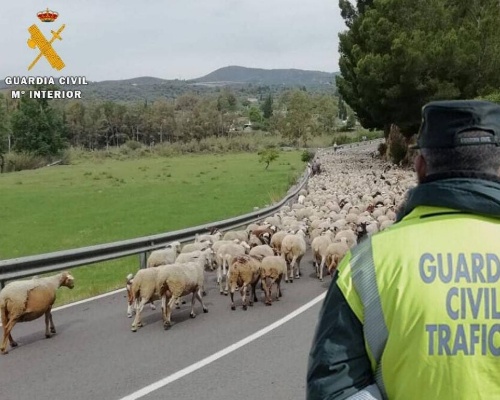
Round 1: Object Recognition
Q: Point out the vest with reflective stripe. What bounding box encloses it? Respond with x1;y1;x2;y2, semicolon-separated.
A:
337;205;500;400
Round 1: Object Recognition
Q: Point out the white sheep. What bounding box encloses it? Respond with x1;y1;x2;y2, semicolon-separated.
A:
260;256;286;305
175;248;214;271
249;244;275;261
195;231;222;244
222;230;249;242
270;230;288;256
281;229;307;282
0;271;75;354
156;260;208;330
130;267;162;332
311;231;335;281
180;240;211;254
147;241;182;268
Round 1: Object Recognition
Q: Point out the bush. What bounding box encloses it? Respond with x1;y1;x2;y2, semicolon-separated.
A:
301;150;315;163
125;140;142;150
3;152;48;172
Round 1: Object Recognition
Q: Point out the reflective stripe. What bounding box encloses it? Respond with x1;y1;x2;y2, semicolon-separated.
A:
350;238;389;399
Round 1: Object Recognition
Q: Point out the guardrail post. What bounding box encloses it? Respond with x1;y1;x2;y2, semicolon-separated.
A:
139;252;147;269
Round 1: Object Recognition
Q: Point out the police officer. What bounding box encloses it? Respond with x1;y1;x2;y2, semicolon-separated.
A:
307;100;500;400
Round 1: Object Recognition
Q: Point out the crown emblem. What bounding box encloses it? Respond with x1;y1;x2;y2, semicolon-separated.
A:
37;8;59;23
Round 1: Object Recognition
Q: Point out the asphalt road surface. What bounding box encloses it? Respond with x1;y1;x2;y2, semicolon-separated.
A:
0;251;330;400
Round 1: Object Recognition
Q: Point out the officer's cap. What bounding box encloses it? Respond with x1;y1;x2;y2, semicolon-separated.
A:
413;100;500;149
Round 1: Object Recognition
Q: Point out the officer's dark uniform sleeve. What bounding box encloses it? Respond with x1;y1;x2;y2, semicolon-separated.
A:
306;272;374;400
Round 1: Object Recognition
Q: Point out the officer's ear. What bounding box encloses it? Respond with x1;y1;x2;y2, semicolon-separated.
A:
414;153;427;184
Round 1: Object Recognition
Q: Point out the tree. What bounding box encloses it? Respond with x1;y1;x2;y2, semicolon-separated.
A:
337;0;500;138
11;86;66;156
258;148;279;169
277;90;314;146
248;106;263;123
261;94;273;119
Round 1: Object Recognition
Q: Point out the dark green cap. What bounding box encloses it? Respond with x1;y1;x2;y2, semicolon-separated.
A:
413;100;500;149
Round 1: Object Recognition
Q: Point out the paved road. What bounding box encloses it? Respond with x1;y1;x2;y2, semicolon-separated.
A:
0;251;329;400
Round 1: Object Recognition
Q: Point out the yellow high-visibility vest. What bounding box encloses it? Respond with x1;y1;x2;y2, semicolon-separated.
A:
337;205;500;400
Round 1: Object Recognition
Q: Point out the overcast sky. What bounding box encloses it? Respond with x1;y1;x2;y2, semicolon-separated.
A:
2;1;346;82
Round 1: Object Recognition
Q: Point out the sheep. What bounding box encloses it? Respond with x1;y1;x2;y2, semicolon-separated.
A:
335;229;357;248
326;238;349;275
156;260;208;330
130;267;163;332
311;231;335;281
250;226;276;245
248;233;264;248
147;241;182;267
0;271;75;354
180;240;211;254
270;230;288;256
281;229;307;282
228;255;261;310
222;230;249;242
175;248;214;271
248;244;275;261
260;256;286;305
195;230;222;244
216;242;249;295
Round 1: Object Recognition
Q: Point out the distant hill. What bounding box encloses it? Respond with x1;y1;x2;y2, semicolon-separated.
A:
0;67;339;101
190;66;337;86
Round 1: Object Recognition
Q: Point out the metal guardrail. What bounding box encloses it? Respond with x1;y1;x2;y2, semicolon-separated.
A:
0;167;311;287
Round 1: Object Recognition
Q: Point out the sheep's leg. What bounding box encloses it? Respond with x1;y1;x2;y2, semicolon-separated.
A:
289;255;299;282
131;298;147;332
276;275;283;300
223;259;230;295
294;256;302;279
44;310;53;338
127;302;134;318
261;276;270;305
163;297;177;330
241;283;248;310
150;301;157;311
249;279;259;306
49;312;56;334
319;255;327;282
189;292;197;318
195;289;209;315
217;264;224;295
283;255;290;283
1;319;17;354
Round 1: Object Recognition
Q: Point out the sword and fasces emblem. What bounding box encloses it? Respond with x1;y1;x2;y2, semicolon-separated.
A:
27;8;66;71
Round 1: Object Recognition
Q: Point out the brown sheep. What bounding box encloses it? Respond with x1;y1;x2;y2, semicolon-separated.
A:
0;271;75;354
228;255;261;310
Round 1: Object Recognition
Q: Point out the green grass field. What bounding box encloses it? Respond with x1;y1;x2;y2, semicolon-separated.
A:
0;151;303;305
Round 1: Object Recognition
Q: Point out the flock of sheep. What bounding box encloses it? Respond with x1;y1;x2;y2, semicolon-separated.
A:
0;143;417;353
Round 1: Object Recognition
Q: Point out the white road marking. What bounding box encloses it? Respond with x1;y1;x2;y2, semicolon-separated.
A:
117;291;326;400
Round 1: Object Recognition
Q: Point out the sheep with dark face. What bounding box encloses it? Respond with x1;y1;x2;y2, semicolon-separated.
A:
0;271;75;354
